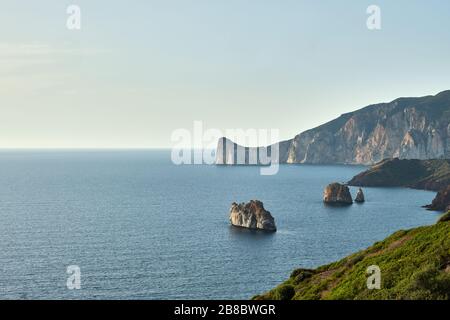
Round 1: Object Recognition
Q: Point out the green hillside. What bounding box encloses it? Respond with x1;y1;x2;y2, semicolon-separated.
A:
254;213;450;300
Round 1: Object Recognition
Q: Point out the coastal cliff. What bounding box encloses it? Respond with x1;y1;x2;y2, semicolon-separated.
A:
216;90;450;165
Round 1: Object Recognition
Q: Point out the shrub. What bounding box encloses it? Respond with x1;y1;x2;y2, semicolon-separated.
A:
290;268;315;284
273;284;295;300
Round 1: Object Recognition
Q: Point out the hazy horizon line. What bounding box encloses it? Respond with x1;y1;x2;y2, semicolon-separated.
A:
0;147;173;150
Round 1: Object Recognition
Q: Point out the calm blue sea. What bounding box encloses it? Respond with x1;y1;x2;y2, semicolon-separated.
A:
0;150;440;299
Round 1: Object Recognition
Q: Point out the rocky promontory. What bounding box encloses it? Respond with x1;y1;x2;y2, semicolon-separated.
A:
323;183;353;205
229;200;277;232
348;158;450;191
424;185;450;212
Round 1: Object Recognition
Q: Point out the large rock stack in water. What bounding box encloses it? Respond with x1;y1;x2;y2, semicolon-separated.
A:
229;200;277;232
323;183;353;205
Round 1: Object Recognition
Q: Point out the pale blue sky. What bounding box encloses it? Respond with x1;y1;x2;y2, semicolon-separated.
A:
1;0;450;148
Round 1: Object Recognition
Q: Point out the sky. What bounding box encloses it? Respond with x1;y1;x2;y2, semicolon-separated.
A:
1;0;450;148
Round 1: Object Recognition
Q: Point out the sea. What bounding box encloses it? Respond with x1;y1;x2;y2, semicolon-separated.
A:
0;150;440;299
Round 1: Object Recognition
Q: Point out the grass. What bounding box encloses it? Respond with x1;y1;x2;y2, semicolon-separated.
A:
254;215;450;300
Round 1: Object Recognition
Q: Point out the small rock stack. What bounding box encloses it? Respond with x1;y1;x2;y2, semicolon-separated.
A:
355;188;365;203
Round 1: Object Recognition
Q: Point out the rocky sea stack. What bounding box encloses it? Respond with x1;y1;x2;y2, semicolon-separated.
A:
229;200;277;232
323;183;353;205
355;188;365;203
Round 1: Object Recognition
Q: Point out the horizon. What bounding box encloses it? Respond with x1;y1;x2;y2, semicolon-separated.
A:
1;88;448;149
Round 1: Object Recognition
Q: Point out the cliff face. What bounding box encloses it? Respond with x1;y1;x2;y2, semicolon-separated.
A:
216;90;450;165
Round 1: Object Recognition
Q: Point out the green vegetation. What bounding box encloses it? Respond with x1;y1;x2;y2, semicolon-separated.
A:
273;284;296;300
348;158;450;191
254;216;450;300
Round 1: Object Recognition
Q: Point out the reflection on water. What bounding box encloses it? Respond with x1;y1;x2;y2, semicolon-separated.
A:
228;225;277;239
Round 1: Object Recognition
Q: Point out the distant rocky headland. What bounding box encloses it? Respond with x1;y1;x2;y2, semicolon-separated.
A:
216;90;450;165
348;158;450;211
348;158;450;191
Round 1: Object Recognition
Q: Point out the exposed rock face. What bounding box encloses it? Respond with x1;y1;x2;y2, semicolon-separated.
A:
323;183;353;205
229;200;277;232
216;90;450;165
348;158;450;191
424;185;450;211
355;188;365;203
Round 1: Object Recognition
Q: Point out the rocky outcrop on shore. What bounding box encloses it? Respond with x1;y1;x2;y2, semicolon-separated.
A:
355;188;365;203
348;158;450;191
424;185;450;212
323;183;353;205
216;90;450;165
229;200;277;232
